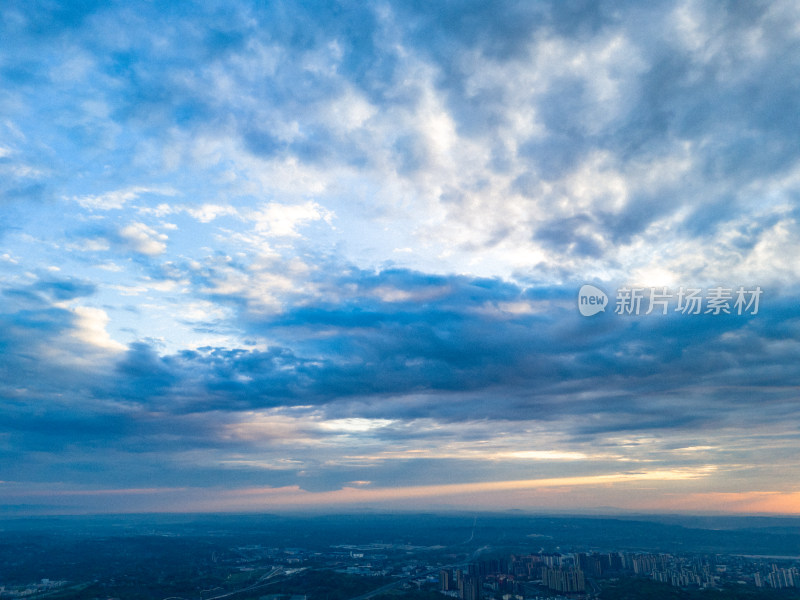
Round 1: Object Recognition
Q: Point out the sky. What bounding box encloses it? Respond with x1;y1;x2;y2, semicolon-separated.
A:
1;0;800;516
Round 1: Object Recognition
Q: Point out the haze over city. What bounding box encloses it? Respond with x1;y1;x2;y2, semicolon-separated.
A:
1;0;799;515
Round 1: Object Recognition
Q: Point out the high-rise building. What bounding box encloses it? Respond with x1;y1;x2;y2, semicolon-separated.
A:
541;567;585;593
462;574;480;600
440;569;452;591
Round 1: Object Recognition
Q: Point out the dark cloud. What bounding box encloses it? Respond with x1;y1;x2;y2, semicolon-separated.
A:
535;214;603;256
1;264;799;500
33;277;96;301
396;0;549;61
5;0;105;37
29;268;785;427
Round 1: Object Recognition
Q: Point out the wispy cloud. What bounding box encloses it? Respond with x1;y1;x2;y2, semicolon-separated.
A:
70;186;178;210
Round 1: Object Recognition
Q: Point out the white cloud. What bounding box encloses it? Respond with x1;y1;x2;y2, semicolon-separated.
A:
185;203;239;223
138;203;239;223
319;418;394;433
250;201;333;237
137;203;175;217
70;186;178;210
70;306;126;352
371;285;450;303
180;301;232;323
323;86;377;132
95;262;123;272
109;284;149;296
504;450;589;461
118;222;168;256
68;238;111;253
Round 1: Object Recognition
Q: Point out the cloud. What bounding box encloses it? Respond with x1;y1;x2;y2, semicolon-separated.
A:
33;276;97;301
70;306;125;351
184;203;239;223
70;186;178;210
2;0;800;513
67;237;112;252
117;222;168;256
250;201;333;237
138;203;239;223
10;267;794;432
1;267;798;505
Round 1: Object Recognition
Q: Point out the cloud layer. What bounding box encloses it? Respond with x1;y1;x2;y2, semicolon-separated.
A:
1;0;799;514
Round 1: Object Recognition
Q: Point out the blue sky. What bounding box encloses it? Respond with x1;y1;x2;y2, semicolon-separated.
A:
2;0;800;515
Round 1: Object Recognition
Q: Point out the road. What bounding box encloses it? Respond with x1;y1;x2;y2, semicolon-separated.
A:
346;564;467;600
202;566;305;600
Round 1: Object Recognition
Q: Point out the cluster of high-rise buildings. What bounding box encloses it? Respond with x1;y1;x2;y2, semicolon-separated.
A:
440;568;481;600
440;555;590;598
754;564;799;589
649;564;714;588
437;550;800;598
539;566;585;594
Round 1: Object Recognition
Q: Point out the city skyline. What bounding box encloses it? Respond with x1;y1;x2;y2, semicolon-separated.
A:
1;0;800;515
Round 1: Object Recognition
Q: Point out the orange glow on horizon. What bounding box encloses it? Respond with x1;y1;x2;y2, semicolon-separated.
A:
8;469;800;516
